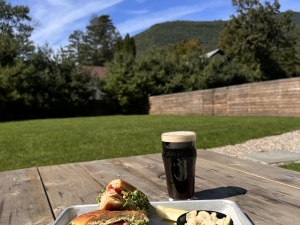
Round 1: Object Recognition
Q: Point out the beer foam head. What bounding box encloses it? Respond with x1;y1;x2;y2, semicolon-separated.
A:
161;131;196;142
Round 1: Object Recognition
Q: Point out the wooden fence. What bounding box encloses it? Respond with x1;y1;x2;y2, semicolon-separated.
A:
149;77;300;117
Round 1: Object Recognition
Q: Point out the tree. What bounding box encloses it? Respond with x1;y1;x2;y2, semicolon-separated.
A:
83;14;121;66
0;44;94;120
219;0;300;80
202;55;256;88
20;44;94;118
0;0;35;120
0;0;35;66
64;30;84;64
100;44;207;114
99;52;140;114
0;59;23;120
115;33;136;57
167;38;203;59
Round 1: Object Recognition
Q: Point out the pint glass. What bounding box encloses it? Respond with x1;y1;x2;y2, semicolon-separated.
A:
161;131;197;200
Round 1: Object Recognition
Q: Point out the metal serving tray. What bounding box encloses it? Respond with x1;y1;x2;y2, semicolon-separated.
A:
53;200;253;225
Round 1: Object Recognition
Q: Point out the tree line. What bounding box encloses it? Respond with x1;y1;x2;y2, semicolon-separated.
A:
99;0;300;114
0;0;299;120
133;20;225;57
0;0;97;120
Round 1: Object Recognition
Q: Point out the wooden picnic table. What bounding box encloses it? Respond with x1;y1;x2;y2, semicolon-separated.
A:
0;150;299;225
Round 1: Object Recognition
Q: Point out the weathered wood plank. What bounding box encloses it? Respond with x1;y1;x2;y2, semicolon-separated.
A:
81;156;169;201
227;195;300;225
2;151;300;225
193;180;300;225
38;163;102;218
84;153;300;224
192;152;300;224
145;153;300;224
195;155;300;215
0;167;54;225
197;150;300;188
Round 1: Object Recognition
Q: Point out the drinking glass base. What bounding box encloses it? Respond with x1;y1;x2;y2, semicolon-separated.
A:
168;196;197;201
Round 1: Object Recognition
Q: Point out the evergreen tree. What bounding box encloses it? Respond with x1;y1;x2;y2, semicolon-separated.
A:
0;0;35;120
14;44;93;119
83;14;121;66
64;30;84;64
219;0;300;80
99;52;139;114
203;55;256;88
0;0;35;66
115;33;136;57
100;43;207;114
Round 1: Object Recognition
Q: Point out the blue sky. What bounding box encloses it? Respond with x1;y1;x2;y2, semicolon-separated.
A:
7;0;300;51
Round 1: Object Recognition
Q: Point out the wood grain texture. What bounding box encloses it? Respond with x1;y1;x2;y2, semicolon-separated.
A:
81;156;169;201
195;154;300;215
38;163;102;218
0;167;54;225
149;77;300;116
198;150;300;188
227;195;300;225
1;151;300;225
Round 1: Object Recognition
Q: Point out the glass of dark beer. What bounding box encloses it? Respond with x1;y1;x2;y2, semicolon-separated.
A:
161;131;197;200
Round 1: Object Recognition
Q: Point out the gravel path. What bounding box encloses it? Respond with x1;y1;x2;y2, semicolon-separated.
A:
206;130;300;158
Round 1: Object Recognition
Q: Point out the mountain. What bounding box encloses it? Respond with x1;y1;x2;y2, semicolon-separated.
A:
133;20;225;56
133;12;300;57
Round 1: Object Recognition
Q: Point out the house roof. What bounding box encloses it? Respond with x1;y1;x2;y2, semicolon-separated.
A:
200;49;224;59
205;48;224;58
206;49;223;58
78;66;107;78
90;66;106;78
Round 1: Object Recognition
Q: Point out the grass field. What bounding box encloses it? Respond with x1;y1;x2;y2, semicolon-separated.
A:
1;115;300;172
279;163;300;172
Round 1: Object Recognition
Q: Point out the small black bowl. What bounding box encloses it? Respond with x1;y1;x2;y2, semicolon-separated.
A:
177;210;233;225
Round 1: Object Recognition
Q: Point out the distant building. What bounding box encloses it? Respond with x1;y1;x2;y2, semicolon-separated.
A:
201;49;224;59
77;66;106;78
78;66;107;100
204;49;224;58
89;66;107;78
199;49;226;63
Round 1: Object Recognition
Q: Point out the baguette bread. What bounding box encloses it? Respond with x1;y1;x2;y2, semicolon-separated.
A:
109;179;136;192
97;179;150;211
98;189;125;210
69;209;149;225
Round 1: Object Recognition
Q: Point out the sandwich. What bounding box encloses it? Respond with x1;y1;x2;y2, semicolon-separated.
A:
68;209;149;225
97;179;151;211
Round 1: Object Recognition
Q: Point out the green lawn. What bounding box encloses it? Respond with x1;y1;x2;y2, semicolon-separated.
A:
1;115;300;172
279;163;300;172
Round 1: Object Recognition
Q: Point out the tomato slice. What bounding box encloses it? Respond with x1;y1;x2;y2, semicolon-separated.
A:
107;184;123;196
113;187;122;196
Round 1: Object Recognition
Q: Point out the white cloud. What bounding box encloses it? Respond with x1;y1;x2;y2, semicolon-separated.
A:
46;0;71;7
16;0;300;51
117;4;209;36
125;9;149;14
31;0;124;50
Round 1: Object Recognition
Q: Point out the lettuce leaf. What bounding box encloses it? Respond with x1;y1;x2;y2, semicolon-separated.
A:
122;189;151;211
96;187;106;204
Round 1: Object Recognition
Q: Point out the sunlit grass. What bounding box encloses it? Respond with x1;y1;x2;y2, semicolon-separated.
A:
1;115;300;172
279;163;300;172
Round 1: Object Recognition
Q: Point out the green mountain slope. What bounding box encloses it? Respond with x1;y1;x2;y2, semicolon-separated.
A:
133;12;300;56
133;20;225;56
